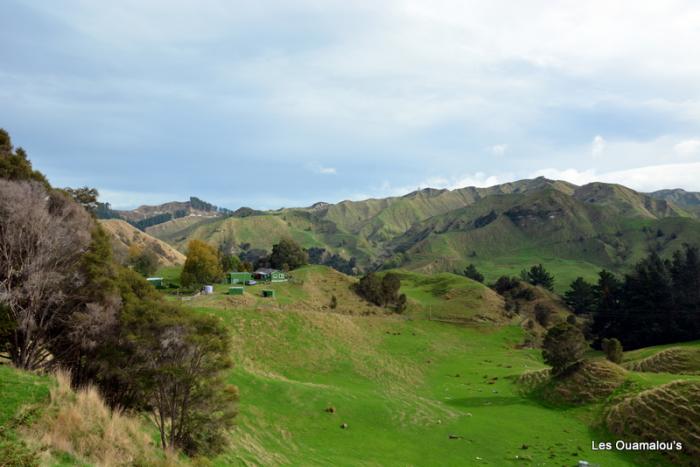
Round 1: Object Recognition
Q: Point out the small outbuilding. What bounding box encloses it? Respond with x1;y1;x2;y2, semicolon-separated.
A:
228;272;253;284
262;289;275;298
228;287;244;296
253;268;287;282
146;277;164;288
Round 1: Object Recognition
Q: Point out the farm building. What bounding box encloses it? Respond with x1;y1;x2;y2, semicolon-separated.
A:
146;277;164;288
262;289;275;298
228;271;253;284
228;287;244;296
253;268;287;282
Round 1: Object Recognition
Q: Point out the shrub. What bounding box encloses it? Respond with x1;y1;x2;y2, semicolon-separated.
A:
542;323;588;375
534;303;554;327
601;337;623;363
493;276;519;294
330;295;337;309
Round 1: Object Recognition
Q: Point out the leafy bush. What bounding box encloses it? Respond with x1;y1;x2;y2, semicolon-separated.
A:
542;323;588;375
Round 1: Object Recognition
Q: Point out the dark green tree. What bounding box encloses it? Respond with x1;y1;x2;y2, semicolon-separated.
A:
269;238;308;270
463;264;484;283
542;322;588;375
381;273;401;305
564;277;596;314
601;337;623;363
525;264;555;291
0;128;49;187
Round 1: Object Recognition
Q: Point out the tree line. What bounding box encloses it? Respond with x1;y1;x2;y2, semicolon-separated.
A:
0;129;235;456
565;245;700;349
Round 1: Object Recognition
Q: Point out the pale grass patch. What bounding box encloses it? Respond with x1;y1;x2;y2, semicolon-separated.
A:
24;371;175;467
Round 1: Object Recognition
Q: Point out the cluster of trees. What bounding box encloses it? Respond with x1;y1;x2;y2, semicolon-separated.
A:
461;264;484;283
182;237;310;288
563;246;700;349
520;264;555;291
0;129;236;456
308;247;358;275
354;272;407;313
127;245;160;277
181;239;224;288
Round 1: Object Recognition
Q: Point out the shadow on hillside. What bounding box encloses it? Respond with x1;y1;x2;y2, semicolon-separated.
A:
444;396;528;408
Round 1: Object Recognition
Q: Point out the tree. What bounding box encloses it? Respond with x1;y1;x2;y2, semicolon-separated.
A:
220;253;242;273
181;240;223;288
463;264;484;283
493;276;519;294
128;245;160;277
0;180;94;370
534;303;554;327
64;186;100;213
395;293;408;314
601;337;623;363
130;306;237;454
356;273;384;306
564;277;596;314
0;129;49;188
381;273;401;305
355;272;404;309
525;264;555;291
269;238;308;270
542;322;588;375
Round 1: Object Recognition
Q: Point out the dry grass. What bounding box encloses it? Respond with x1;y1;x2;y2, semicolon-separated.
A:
624;347;700;375
100;219;186;266
606;380;700;465
539;360;626;405
23;371;175;467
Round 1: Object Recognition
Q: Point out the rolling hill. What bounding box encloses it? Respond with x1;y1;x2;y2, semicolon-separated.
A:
119;178;700;291
99;219;186;266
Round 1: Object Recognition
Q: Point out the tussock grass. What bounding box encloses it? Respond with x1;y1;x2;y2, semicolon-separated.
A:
536;360;627;405
624;347;700;375
24;371;174;467
606;380;700;465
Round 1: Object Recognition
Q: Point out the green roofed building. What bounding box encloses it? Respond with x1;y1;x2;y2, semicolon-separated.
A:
228;272;253;284
262;289;275;298
228;287;244;295
146;277;164;288
253;268;287;282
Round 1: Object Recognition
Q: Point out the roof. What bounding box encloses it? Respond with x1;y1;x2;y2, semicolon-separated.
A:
255;268;279;274
146;277;164;281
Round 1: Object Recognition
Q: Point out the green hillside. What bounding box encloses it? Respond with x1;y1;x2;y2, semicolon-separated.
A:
143;179;700;291
167;265;697;466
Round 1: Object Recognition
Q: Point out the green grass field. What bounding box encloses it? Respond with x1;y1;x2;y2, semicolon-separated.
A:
4;265;698;466
166;265;699;466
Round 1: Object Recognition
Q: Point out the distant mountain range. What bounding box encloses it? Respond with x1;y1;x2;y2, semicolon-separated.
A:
101;178;700;287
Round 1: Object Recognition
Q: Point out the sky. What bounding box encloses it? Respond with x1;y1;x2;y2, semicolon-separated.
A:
2;0;700;209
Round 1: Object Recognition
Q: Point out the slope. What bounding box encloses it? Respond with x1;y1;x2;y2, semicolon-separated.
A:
169;265;661;466
100;219;186;266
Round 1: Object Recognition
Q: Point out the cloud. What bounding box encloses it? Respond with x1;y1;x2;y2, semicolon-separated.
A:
308;165;337;175
674;139;700;157
532;163;700;192
490;144;507;156
591;135;606;157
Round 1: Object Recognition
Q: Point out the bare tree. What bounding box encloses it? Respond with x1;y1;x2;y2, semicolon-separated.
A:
0;180;93;369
